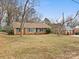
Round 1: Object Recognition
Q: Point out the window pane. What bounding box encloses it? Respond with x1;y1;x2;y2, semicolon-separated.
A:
16;28;20;32
43;28;46;32
36;28;47;32
27;28;30;32
27;28;36;32
36;28;43;32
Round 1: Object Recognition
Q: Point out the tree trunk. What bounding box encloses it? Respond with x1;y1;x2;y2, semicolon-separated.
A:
20;0;29;37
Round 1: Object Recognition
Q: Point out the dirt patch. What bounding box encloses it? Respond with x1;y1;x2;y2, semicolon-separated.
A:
71;56;79;59
71;35;79;37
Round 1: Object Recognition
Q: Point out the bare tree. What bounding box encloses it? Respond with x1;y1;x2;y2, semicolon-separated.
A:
20;0;29;36
67;11;79;28
72;0;79;4
55;12;65;35
55;13;71;35
20;0;39;36
0;0;18;25
57;10;79;35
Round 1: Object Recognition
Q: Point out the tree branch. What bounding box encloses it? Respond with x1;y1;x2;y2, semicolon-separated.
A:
73;10;79;19
72;0;79;4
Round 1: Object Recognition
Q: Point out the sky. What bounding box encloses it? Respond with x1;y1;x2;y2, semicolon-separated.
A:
19;0;79;21
36;0;79;21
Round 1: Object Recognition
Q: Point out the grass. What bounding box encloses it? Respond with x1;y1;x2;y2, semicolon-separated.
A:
0;34;79;59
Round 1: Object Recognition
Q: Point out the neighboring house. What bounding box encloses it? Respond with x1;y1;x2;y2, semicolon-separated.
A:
12;22;51;35
73;26;79;34
64;26;73;35
63;23;74;35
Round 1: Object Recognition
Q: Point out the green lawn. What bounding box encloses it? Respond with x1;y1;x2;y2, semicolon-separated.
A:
0;34;79;59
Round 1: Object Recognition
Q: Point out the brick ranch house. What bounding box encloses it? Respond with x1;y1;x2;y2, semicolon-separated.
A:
12;22;51;35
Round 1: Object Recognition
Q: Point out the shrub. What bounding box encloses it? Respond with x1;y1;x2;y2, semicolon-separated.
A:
7;29;14;35
0;26;2;32
6;26;14;35
46;28;51;34
75;32;79;35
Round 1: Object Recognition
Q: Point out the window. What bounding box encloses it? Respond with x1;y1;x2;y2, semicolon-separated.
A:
43;28;47;32
27;28;36;32
36;28;44;32
16;28;20;32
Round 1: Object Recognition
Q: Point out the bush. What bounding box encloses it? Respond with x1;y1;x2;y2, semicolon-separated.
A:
75;32;79;35
0;26;2;32
6;26;14;35
7;29;14;35
46;28;51;34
